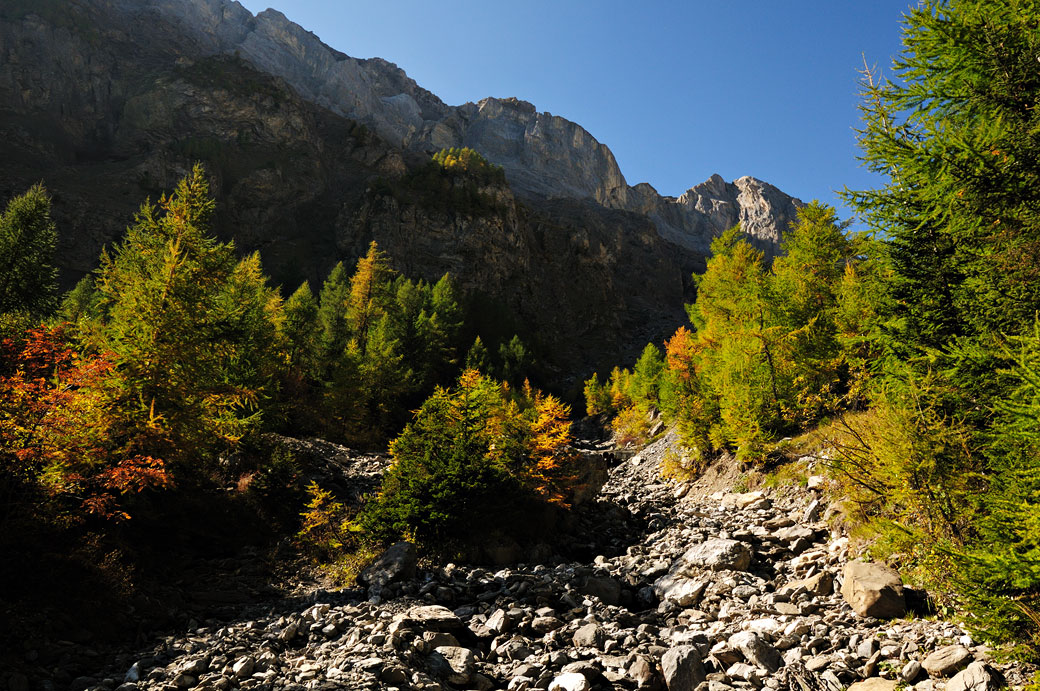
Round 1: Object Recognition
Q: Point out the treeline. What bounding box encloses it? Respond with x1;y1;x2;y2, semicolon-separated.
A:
589;0;1040;657
0;163;557;551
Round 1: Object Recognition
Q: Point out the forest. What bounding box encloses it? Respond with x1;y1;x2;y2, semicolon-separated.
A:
1;0;1039;662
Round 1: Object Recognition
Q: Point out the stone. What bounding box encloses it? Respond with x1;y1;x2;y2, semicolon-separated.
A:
231;657;254;679
901;660;922;682
579;575;622;605
726;662;763;684
729;631;784;673
548;673;589;691
946;661;1005;691
846;680;898;691
800;571;835;597
572;623;605;649
430;646;475;685
678;539;752;572
841;562;906;618
486;608;512;634
359;541;417;587
124;664;141;683
653;575;708;607
627;656;656;688
807;475;827;490
531;616;563;633
921;645;973;677
396;604;465;632
661;646;706;690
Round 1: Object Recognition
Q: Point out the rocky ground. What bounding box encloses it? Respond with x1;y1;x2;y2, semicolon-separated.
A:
9;430;1036;691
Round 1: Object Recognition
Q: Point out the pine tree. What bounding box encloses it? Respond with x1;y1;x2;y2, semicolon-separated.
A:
316;262;350;371
465;336;491;375
282;281;319;376
0;184;58;316
95;164;272;463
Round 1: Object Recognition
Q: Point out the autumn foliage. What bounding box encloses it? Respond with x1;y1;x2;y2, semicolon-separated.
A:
358;369;577;548
0;325;170;528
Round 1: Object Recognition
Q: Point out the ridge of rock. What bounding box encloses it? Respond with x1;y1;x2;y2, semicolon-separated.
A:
126;0;803;254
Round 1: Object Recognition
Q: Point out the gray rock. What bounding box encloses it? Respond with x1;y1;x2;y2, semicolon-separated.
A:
946;661;1005;691
841;562;906;618
678;539;752;572
358;541;417;587
231;657;254;679
661;646;706;690
901;660;922;682
430;646;475;685
548;672;590;691
572;623;605;649
653;575;708;607
729;631;783;673
922;645;973;677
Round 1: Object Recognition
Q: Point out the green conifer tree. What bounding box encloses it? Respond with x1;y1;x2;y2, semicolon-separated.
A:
0;184;58;317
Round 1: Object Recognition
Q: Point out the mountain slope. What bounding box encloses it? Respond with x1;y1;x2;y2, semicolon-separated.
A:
0;0;800;381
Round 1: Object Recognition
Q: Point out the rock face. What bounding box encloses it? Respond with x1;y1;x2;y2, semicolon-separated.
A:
0;0;801;321
117;0;802;254
841;561;906;619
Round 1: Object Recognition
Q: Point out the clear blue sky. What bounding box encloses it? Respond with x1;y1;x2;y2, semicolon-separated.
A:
237;1;912;222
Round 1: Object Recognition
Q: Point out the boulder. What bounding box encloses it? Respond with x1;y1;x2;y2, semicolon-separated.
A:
358;541;416;587
678;539;752;572
430;646;475;685
549;672;590;691
921;645;973;677
653;575;708;607
729;631;783;673
572;623;605;649
847;680;898;691
661;646;706;690
841;562;905;618
946;661;1005;691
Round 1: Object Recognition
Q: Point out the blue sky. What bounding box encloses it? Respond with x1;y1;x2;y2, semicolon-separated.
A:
237;1;912;222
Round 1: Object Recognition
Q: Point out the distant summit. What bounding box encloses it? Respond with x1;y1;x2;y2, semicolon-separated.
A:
127;0;802;254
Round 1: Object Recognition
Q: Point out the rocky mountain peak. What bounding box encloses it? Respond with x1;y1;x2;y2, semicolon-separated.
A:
112;0;802;253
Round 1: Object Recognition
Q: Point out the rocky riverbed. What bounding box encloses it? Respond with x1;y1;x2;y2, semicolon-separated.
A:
13;430;1035;691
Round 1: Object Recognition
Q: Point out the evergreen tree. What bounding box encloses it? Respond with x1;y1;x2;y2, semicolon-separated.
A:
316;262;350;371
95;164;272;463
465;336;491;375
282;281;319;376
0;184;58;316
770;202;857;420
498;334;530;387
846;0;1040;350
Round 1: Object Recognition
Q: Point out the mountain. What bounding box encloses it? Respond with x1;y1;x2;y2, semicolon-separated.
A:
0;0;803;383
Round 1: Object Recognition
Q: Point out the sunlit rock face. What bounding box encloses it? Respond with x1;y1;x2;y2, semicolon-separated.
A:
122;0;802;252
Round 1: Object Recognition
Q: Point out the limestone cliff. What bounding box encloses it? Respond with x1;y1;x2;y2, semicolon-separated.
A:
85;0;802;253
0;0;797;380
